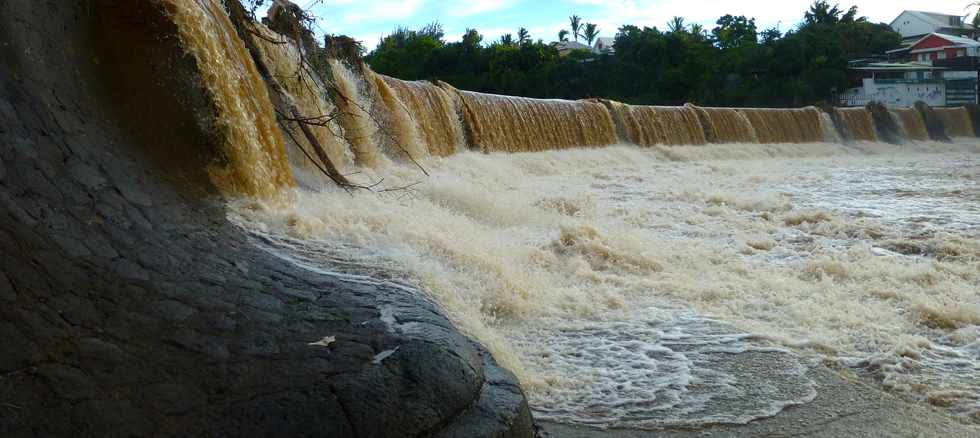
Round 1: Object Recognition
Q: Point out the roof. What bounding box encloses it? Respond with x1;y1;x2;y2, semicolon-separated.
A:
849;61;947;72
890;10;970;30
552;41;592;51
907;33;980;53
594;37;615;47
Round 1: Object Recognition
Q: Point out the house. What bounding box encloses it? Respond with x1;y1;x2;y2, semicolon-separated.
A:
552;40;592;56
839;62;948;107
907;33;980;64
890;11;973;44
593;37;615;54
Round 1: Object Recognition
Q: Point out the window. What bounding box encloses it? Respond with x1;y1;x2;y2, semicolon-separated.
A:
958;49;966;57
938;51;947;60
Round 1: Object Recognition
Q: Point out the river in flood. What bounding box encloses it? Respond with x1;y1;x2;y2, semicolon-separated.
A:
230;141;980;428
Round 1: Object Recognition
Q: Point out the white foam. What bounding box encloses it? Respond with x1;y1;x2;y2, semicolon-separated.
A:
230;141;980;424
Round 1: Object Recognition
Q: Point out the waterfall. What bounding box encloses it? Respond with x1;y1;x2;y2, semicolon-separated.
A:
932;107;976;138
376;77;466;157
692;106;759;144
889;108;929;141
249;23;354;174
458;91;619;152
162;0;294;197
603;101;707;146
834;107;879;142
329;59;383;167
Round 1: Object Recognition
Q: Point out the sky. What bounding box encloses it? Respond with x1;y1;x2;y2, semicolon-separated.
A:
281;0;980;49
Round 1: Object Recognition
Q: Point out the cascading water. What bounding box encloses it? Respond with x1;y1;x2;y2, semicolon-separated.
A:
249;22;354;174
834;107;879;142
603;101;707;146
376;77;466;157
329;59;384;167
890;107;930;141
933;107;976;138
692;106;759;143
458;91;619;152
159;2;980;428
162;0;294;197
738;108;828;143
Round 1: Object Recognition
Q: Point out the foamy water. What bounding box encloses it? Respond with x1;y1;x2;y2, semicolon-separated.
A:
231;141;980;427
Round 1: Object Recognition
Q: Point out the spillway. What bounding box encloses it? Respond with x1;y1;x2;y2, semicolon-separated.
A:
458;91;619;152
376;77;466;157
933;107;976;137
5;0;980;435
834;107;879;142
603;101;707;146
890;107;930;141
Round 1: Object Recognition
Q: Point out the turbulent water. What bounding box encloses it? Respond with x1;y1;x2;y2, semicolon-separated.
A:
164;0;980;430
231;142;980;428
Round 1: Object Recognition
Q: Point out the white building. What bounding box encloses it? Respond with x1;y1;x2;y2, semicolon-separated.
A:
593;37;615;55
840;62;947;107
890;11;973;43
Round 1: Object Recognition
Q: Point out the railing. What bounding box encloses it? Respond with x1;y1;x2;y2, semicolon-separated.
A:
872;79;940;85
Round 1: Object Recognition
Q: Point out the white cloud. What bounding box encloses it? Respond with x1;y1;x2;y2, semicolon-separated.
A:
448;0;521;17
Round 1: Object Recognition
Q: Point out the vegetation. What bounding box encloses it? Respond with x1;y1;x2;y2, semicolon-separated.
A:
365;1;901;107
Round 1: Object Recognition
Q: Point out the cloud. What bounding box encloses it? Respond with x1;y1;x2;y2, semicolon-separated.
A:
448;0;521;17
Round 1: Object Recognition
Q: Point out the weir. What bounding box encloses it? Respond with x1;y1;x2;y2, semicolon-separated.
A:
932;107;976;138
163;0;295;197
833;107;879;142
379;77;466;157
603;101;707;146
458;91;619;152
890;107;930;141
5;0;980;436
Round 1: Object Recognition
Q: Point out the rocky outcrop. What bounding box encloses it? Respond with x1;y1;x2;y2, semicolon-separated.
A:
0;1;533;437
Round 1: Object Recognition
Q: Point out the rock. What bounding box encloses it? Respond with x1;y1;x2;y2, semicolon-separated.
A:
0;0;535;437
0;271;14;302
37;364;99;401
148;299;198;322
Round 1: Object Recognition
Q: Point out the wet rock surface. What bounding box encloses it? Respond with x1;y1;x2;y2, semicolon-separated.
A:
0;1;533;437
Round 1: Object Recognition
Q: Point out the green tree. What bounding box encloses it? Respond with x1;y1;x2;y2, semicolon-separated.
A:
500;33;515;46
558;29;570;42
690;23;706;40
712;15;757;49
570;15;582;41
518;27;531;45
667;17;686;33
583;23;600;45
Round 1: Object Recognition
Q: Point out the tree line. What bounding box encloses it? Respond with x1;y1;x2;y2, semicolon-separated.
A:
365;1;901;107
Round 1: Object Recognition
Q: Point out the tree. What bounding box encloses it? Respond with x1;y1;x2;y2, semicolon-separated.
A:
558;29;570;42
518;27;530;45
712;15;757;49
667;16;686;33
690;23;706;40
462;28;483;47
583;23;600;45
570;15;582;41
500;33;514;46
760;27;782;45
803;1;861;26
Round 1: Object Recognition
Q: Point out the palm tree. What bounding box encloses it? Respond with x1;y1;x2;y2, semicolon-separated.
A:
690;23;705;40
569;15;582;41
583;23;599;45
500;33;514;46
517;27;530;44
968;2;980;39
667;16;686;33
558;29;570;42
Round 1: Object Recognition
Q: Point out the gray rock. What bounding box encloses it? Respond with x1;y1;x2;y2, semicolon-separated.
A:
0;271;14;302
0;1;535;437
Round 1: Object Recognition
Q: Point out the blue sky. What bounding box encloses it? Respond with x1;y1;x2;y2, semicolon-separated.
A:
278;0;979;49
